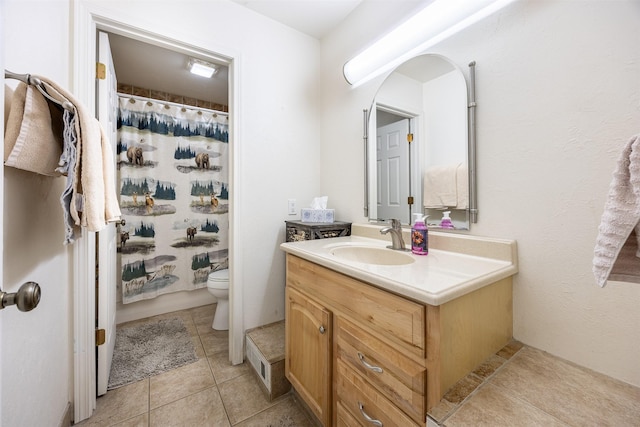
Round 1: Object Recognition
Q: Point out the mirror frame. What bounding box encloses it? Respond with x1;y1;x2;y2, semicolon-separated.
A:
363;57;478;227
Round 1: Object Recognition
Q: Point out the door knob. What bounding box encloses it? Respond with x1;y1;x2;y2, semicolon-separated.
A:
0;281;41;312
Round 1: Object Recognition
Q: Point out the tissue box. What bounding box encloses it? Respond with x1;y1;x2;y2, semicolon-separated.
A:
301;208;334;223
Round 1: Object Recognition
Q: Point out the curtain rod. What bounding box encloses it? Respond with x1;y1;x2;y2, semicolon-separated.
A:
117;92;228;117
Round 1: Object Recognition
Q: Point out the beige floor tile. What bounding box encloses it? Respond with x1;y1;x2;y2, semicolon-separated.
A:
218;373;278;425
472;354;506;381
192;333;207;359
444;383;567;427
208;352;251;384
149;386;230;427
489;346;640;426
428;398;458;424
200;329;229;356
150;358;215;409
496;339;524;360
75;379;149;426
443;374;483;404
189;303;216;322
234;394;313;427
111;413;149;427
192;305;217;335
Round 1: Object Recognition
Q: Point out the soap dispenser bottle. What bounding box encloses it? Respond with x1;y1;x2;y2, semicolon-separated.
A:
411;213;428;256
440;211;454;229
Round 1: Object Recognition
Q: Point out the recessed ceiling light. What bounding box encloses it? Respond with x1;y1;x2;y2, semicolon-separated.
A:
188;58;217;78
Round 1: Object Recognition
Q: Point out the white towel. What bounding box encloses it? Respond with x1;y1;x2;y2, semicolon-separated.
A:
456;163;469;209
424;163;460;208
593;134;640;287
4;82;64;176
35;76;122;231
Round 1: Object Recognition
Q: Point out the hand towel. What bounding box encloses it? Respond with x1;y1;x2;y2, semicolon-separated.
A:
456;163;469;209
423;163;459;208
57;109;80;244
4;84;14;127
593;134;640;287
35;76;122;231
4;82;64;177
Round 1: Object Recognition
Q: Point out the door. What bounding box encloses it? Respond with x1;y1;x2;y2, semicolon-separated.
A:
377;118;410;222
285;287;332;426
96;31;119;396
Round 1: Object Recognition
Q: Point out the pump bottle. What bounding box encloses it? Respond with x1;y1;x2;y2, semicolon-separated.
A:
411;213;428;255
440;211;454;229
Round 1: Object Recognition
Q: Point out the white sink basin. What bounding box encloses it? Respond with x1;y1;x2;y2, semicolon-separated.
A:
330;246;415;266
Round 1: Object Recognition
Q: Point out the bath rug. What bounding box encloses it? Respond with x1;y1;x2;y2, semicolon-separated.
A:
108;317;197;390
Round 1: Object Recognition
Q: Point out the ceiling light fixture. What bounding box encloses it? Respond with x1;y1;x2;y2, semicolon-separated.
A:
188;58;217;78
343;0;516;87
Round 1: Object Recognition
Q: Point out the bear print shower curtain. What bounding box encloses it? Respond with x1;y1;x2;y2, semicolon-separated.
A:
116;96;229;304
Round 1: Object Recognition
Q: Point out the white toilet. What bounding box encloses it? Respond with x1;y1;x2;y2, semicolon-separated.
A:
206;269;229;330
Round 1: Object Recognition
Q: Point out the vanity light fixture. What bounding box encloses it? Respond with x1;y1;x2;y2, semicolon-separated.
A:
188;58;217;78
343;0;516;87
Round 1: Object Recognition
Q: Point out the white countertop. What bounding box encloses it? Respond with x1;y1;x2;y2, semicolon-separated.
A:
280;232;518;306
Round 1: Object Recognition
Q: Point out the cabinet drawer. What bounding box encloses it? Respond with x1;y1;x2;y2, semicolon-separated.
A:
336;317;426;424
336;359;421;427
336;401;364;427
287;255;426;356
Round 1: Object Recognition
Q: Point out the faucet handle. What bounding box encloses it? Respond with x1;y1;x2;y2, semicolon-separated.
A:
390;218;401;229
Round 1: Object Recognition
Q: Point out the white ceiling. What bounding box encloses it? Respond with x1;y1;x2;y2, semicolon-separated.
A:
108;1;363;108
229;0;363;39
108;32;230;107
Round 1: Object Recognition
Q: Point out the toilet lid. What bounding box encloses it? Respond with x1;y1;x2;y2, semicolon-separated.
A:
208;269;229;281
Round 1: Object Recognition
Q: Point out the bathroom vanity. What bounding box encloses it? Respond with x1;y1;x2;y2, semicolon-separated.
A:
280;225;518;426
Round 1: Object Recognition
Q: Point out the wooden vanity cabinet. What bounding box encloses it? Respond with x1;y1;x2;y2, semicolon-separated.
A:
285;254;513;426
285;286;332;426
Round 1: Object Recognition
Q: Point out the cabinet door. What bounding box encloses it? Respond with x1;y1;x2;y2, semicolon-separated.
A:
285;287;332;426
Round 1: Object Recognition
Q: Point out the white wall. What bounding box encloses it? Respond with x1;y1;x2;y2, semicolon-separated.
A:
2;0;321;424
75;0;322;331
321;0;640;387
423;70;467;167
2;1;73;425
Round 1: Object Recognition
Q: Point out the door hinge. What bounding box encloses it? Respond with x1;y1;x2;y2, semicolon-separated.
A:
96;328;106;346
407;196;414;205
96;62;106;80
407;133;414;144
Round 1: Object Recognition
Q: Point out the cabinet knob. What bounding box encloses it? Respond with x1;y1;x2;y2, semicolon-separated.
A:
319;325;326;334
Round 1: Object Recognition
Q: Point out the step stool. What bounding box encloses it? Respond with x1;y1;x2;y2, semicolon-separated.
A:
245;320;290;402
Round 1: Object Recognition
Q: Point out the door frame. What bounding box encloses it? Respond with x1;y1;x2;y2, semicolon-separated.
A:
71;2;243;422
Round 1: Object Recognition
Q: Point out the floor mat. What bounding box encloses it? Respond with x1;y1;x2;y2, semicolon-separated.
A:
108;317;198;390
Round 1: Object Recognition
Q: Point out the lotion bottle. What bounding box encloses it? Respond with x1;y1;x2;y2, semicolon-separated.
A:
411;213;428;256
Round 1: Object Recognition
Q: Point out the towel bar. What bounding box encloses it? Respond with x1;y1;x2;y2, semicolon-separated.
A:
5;70;74;112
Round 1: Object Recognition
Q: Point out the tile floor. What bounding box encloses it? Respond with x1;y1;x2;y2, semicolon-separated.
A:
431;341;640;426
74;304;314;427
76;304;640;427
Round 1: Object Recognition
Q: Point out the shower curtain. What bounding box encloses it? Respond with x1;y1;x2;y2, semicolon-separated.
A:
116;96;229;304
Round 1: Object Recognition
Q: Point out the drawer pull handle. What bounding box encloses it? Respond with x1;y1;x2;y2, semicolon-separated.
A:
358;402;383;427
358;352;383;373
319;325;326;334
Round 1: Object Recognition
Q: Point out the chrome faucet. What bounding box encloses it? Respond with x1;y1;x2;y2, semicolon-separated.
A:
380;219;407;251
